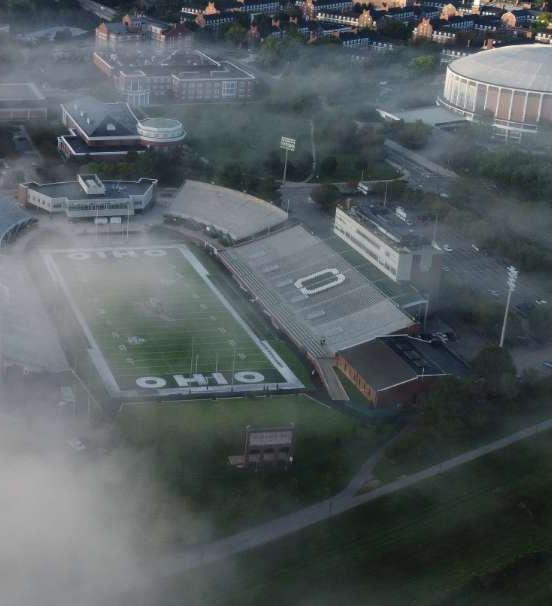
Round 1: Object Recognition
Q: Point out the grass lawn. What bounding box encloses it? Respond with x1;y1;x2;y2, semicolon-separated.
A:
148;103;312;178
190;246;314;390
117;394;393;536
122;429;552;606
49;245;299;396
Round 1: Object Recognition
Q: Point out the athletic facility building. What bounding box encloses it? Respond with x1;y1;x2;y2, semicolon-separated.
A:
58;97;185;159
334;204;441;295
17;174;157;219
167;180;288;242
336;335;468;408
220;225;415;358
43;245;302;399
0;83;47;122
438;44;552;141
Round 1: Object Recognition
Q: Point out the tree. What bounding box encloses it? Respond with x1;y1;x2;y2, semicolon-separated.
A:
310;184;340;213
472;346;517;400
408;54;437;75
319;156;338;178
422;377;489;439
528;305;552;343
224;22;248;47
218;162;244;190
386;120;431;150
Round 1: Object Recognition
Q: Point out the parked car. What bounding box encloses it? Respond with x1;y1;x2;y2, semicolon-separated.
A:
443;244;453;252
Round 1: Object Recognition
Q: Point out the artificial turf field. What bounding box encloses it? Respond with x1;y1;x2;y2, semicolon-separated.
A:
45;245;302;398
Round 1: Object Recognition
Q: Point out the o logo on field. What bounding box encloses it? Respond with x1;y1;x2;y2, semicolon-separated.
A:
234;371;265;384
136;376;167;388
294;268;346;296
68;252;90;260
144;249;167;257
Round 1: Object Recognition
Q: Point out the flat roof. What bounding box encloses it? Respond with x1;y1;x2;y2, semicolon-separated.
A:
340;335;468;391
94;48;255;81
341;203;431;250
386;105;467;127
24;178;156;201
0;83;45;102
59;135;144;156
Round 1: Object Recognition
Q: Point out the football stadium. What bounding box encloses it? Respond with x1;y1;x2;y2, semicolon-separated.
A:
220;225;414;358
43;245;302;399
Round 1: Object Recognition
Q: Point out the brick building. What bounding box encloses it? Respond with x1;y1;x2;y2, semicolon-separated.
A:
336;335;468;408
93;48;256;105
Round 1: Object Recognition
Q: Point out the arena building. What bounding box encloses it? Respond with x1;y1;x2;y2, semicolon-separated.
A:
438;44;552;141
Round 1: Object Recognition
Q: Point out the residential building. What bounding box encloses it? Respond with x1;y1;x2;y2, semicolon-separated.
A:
299;0;353;18
96;14;192;48
333;203;441;293
336;335;468;408
58;97;185;159
17;174;158;219
316;8;375;28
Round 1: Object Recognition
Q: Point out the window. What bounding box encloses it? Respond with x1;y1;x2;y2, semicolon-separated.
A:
221;80;237;98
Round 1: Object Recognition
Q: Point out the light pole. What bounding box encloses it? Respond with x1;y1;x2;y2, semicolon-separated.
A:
499;265;518;348
280;136;296;185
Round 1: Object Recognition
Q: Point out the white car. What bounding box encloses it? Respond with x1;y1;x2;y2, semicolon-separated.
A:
68;438;86;452
443;244;453;252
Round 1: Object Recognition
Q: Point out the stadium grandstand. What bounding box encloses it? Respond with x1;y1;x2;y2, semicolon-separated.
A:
220;225;415;358
0;257;67;373
0;200;36;248
166;180;288;242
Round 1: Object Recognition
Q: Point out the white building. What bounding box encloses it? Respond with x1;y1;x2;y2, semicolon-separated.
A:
333;205;440;288
17;174;157;219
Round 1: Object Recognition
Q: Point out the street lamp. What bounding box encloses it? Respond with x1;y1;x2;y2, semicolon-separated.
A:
499;265;518;348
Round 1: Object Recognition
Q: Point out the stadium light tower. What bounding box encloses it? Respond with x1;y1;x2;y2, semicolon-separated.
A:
499;265;518;348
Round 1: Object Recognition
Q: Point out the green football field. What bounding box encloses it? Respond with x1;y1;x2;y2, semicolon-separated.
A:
46;245;301;397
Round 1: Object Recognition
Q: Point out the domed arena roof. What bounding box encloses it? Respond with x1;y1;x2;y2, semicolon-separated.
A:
448;45;552;94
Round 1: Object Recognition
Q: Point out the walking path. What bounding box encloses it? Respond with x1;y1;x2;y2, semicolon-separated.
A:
340;429;403;497
149;416;552;581
303;119;317;183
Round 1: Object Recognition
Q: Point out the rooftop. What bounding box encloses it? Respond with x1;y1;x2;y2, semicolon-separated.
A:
24;176;156;201
168;180;287;241
342;203;431;251
340;335;468;391
449;44;552;93
0;83;45;102
62;97;139;138
95;48;255;81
